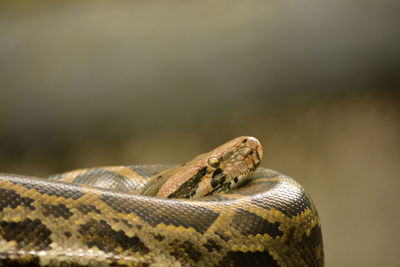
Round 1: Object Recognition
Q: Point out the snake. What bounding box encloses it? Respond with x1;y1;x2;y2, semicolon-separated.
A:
0;136;323;266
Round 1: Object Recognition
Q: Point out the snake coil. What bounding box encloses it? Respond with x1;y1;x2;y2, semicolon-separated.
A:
0;136;323;266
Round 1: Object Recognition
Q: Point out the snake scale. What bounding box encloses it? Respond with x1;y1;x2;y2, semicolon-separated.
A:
0;136;323;266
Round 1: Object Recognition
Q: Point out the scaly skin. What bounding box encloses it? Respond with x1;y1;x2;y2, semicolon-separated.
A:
0;136;323;266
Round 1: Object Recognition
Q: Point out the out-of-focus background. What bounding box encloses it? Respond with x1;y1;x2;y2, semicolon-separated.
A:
1;0;399;266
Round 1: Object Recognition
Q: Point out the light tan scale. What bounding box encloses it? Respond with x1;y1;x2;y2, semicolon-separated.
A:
0;136;323;266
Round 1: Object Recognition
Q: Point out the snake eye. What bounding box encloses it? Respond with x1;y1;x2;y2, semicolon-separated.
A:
208;157;220;168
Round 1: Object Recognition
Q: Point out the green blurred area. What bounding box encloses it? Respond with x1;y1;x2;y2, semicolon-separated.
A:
0;1;399;266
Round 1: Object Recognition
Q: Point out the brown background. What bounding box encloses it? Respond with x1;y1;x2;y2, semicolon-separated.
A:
1;1;399;266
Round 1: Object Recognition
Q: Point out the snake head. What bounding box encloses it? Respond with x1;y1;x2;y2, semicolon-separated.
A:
144;136;263;199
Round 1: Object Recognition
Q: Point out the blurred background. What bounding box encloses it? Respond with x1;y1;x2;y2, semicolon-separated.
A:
0;0;399;266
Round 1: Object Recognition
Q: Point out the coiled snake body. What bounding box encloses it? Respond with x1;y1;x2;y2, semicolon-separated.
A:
0;137;323;266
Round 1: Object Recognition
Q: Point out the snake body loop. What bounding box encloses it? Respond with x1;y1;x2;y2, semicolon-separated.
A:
0;136;323;266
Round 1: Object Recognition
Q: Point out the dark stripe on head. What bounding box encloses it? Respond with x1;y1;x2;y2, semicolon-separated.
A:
211;168;226;188
212;168;223;178
167;167;207;199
